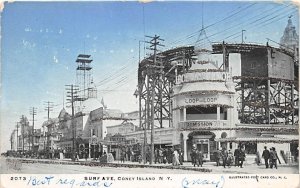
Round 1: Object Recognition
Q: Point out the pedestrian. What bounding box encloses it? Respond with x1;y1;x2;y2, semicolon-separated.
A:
155;148;159;164
221;147;228;168
195;149;204;167
127;149;131;162
190;148;197;166
239;148;246;168
75;152;79;161
227;150;234;167
214;150;221;166
167;148;172;164
270;147;280;169
120;151;125;163
172;149;180;166
234;148;240;167
158;148;163;164
178;149;183;165
262;146;270;168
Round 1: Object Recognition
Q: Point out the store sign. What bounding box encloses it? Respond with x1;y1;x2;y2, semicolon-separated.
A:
185;97;217;104
180;121;228;130
176;94;231;107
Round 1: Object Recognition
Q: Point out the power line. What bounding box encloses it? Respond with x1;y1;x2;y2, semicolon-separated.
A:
168;3;257;46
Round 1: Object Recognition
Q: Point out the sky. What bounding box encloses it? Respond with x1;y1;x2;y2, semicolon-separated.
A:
0;1;299;153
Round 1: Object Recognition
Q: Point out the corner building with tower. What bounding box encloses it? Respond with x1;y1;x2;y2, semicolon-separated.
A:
171;49;238;162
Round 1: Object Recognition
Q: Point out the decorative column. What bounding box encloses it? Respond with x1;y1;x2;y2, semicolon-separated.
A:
183;107;186;121
183;132;188;161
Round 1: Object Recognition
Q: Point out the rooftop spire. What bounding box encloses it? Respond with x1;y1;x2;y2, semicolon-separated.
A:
195;2;212;52
280;16;298;52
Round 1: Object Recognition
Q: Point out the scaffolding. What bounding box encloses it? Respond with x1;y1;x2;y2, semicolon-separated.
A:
138;46;196;129
212;43;299;125
75;54;97;102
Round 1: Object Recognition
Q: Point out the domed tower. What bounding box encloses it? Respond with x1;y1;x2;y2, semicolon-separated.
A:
280;17;299;52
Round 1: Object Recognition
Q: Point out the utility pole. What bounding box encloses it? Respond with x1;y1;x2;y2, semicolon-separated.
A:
16;122;19;151
44;101;53;120
66;84;79;160
30;107;37;152
20;116;25;153
44;101;52;154
145;35;164;165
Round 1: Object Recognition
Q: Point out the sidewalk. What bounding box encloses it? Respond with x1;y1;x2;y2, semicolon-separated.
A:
5;157;299;174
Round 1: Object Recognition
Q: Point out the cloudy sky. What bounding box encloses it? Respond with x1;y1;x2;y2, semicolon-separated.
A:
1;1;298;153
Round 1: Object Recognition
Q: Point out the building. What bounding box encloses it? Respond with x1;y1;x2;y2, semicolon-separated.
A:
280;17;299;53
172;49;238;161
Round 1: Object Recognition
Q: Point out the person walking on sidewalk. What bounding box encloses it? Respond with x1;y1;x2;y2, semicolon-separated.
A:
221;147;228;168
227;150;234;167
214;150;221;167
270;147;281;169
234;148;240;167
172;149;180;166
195;149;204;167
120;151;125;163
238;148;246;168
262;146;270;168
178;149;184;165
191;148;197;166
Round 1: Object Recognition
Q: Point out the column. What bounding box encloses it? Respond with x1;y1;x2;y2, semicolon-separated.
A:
88;143;91;158
183;132;188;161
217;106;220;120
183;107;186;121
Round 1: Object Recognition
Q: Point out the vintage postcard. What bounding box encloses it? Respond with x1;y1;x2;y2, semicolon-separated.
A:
0;1;299;188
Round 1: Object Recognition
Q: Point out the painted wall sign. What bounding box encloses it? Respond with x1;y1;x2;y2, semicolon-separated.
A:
179;121;228;130
176;94;231;107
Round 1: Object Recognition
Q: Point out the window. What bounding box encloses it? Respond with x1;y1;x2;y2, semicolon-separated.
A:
186;106;217;120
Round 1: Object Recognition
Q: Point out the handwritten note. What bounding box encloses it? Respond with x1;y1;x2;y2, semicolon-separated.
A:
27;176;113;188
181;176;225;188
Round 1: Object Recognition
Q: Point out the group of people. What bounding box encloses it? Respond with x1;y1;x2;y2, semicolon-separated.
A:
214;147;246;168
262;146;281;169
151;148;183;165
190;148;204;167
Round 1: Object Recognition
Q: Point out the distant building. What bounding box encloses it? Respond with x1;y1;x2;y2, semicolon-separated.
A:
280;17;299;53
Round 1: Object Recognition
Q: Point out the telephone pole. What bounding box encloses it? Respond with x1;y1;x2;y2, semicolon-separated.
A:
145;35;164;165
20;115;25;153
66;84;79;158
44;101;53;120
16;122;20;151
30;107;37;152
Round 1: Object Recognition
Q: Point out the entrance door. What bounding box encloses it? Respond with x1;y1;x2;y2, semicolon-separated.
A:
194;139;210;160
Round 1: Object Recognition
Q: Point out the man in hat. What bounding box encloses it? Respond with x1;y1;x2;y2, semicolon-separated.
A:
221;147;228;168
234;147;240;167
262;146;270;168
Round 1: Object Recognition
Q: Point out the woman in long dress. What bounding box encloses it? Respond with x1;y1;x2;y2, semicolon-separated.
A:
172;149;180;166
